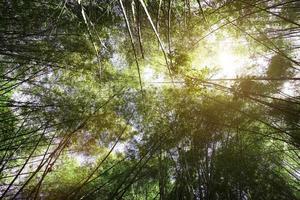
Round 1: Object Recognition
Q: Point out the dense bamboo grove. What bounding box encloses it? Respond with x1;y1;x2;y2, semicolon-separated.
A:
0;0;300;199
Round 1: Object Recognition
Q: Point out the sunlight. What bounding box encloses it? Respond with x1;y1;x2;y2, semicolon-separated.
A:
143;67;166;86
143;67;154;82
191;34;249;79
215;38;245;77
2;1;299;198
217;48;243;77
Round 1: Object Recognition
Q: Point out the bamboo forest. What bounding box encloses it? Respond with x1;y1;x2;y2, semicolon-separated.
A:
1;0;300;199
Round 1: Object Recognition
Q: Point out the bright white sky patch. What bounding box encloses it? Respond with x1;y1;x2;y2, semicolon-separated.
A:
282;81;295;96
72;152;96;166
217;47;243;77
143;67;154;82
214;37;249;78
142;67;166;86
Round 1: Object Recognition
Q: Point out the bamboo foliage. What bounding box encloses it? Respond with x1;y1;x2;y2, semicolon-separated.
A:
0;1;299;199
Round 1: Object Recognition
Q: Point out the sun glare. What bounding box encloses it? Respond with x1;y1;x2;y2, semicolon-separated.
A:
190;33;250;80
217;49;243;77
142;34;249;86
215;38;246;78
